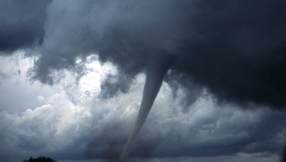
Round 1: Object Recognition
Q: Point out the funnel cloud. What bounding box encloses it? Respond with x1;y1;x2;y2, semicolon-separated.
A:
120;54;175;161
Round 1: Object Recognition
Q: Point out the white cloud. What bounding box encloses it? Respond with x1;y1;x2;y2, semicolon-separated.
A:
0;50;285;162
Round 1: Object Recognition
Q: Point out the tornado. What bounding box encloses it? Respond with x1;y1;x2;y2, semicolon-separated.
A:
119;54;175;161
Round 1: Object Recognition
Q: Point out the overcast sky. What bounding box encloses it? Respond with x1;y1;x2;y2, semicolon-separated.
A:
0;0;285;162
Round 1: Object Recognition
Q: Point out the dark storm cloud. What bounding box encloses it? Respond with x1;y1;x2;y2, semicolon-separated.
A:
1;1;285;160
171;0;286;109
1;0;285;107
26;0;285;109
165;72;204;112
0;0;51;52
100;73;134;99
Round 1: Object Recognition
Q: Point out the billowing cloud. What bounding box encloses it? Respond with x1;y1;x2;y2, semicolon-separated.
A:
20;0;285;109
0;0;284;108
0;53;284;162
0;0;285;161
86;83;286;160
0;0;51;52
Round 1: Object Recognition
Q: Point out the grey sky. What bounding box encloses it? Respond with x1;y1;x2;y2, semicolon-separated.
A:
0;0;285;162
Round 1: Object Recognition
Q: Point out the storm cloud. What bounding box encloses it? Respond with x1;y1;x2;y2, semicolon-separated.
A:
0;52;285;161
0;0;285;161
1;0;284;109
0;0;51;52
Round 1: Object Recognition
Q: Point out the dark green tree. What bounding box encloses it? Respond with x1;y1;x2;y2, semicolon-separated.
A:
23;156;57;162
